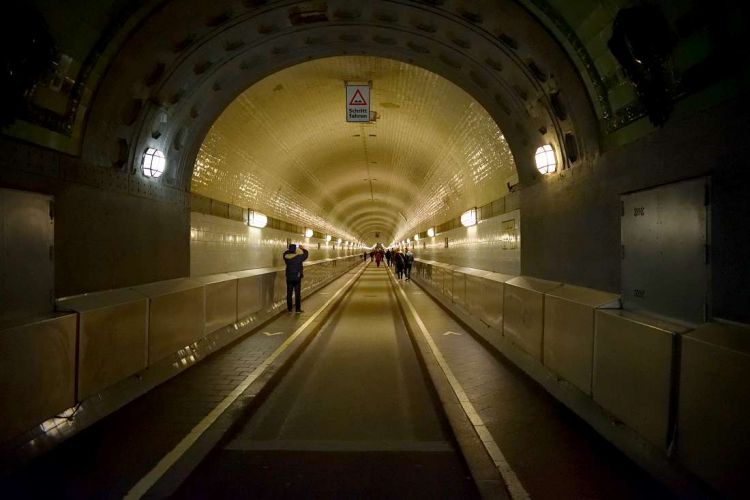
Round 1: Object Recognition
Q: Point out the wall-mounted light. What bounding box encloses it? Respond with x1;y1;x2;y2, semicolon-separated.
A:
461;208;477;227
534;144;557;175
337;238;342;245
247;211;268;228
414;234;420;241
427;227;435;237
325;234;331;242
141;148;166;178
304;228;313;238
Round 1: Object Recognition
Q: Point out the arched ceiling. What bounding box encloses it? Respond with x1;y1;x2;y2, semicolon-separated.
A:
9;0;743;182
193;56;516;245
75;0;601;197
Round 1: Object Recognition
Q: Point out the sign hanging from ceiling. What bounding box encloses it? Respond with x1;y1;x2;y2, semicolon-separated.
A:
346;84;370;122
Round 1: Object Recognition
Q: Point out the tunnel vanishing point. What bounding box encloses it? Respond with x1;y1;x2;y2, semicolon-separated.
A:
1;1;749;498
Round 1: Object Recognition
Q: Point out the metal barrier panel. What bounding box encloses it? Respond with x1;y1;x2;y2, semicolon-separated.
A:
0;314;77;443
416;261;427;281
260;272;277;313
592;310;687;448
193;275;238;334
451;270;466;307
503;276;561;361
133;280;205;365
465;274;485;319
57;290;148;400
235;274;263;319
543;285;619;395
456;267;490;313
678;322;750;496
481;273;513;331
432;265;444;292
273;271;286;308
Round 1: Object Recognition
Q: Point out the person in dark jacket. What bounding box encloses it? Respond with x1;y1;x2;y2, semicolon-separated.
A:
394;248;405;280
283;243;309;313
404;247;414;281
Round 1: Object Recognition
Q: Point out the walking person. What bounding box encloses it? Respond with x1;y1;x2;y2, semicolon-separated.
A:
375;249;383;267
394;248;405;280
385;249;392;267
404;247;414;281
284;243;309;313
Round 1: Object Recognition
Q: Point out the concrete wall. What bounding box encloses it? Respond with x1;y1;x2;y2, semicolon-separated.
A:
0;137;190;299
190;212;360;276
57;183;189;297
521;99;750;323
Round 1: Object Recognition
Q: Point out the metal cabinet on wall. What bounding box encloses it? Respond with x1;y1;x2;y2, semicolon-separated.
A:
621;177;709;324
0;188;54;324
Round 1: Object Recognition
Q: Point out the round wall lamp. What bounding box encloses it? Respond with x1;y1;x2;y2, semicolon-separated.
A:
141;148;166;178
427;228;435;237
304;228;314;238
535;144;557;175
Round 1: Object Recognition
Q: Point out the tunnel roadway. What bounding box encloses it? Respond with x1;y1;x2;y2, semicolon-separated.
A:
172;264;478;498
1;262;672;499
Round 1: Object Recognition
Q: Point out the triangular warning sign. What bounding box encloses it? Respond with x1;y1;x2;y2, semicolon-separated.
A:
349;89;368;106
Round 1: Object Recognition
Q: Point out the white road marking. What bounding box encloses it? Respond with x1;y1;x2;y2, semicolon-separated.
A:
262;331;285;337
393;275;530;500
124;265;367;499
443;331;463;336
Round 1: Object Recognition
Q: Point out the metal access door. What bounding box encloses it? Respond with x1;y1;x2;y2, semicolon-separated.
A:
621;177;709;324
0;188;54;324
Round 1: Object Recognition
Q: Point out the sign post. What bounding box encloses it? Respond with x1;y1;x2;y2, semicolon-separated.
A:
346;84;370;122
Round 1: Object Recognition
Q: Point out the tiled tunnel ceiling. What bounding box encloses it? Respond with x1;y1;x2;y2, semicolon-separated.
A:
192;56;516;245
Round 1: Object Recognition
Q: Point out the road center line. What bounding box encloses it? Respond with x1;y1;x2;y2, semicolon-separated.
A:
392;273;530;500
125;264;367;499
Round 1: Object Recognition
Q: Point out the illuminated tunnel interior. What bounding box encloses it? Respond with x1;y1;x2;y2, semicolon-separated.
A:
0;1;749;498
189;55;522;276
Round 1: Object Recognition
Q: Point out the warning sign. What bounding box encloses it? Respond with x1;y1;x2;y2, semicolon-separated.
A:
349;89;367;106
346;84;370;122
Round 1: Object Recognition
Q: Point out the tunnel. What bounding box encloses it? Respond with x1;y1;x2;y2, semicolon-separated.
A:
1;1;749;498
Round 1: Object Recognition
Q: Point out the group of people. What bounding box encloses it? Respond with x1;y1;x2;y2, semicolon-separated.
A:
363;247;414;280
285;242;416;314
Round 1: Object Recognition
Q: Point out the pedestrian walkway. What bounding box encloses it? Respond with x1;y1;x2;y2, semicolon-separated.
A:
1;265;365;499
390;267;673;499
2;262;675;499
173;265;478;498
